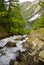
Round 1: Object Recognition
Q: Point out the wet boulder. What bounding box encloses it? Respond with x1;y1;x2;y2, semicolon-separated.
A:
10;60;14;65
6;41;16;47
10;60;18;65
16;51;24;61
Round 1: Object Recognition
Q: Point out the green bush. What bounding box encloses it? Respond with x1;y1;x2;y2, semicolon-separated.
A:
0;0;29;35
33;16;44;30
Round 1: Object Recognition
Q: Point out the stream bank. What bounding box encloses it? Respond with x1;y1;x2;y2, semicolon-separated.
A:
0;28;44;65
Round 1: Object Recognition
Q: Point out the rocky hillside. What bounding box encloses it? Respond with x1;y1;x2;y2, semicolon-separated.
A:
21;1;44;20
28;28;44;50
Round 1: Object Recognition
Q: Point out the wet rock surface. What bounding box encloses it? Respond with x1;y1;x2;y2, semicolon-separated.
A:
6;41;16;47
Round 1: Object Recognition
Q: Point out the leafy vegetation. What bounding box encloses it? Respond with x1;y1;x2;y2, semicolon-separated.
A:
0;0;28;35
0;0;44;38
33;15;44;30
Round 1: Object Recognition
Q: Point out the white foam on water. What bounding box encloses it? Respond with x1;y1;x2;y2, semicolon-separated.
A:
0;35;28;65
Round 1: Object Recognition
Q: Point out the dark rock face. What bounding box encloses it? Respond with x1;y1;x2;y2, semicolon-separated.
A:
0;47;3;49
16;51;24;61
6;41;16;47
10;60;18;65
38;60;44;65
10;60;14;65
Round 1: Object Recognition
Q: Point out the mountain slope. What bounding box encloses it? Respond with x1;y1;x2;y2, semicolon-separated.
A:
20;1;44;20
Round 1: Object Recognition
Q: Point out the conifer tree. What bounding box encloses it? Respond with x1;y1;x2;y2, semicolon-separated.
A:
7;0;26;35
0;0;27;35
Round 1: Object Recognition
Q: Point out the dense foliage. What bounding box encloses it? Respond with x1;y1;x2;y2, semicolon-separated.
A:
0;0;44;36
33;14;44;30
0;0;28;35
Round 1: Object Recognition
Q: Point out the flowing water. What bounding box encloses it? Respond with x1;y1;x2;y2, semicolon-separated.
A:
0;35;28;65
